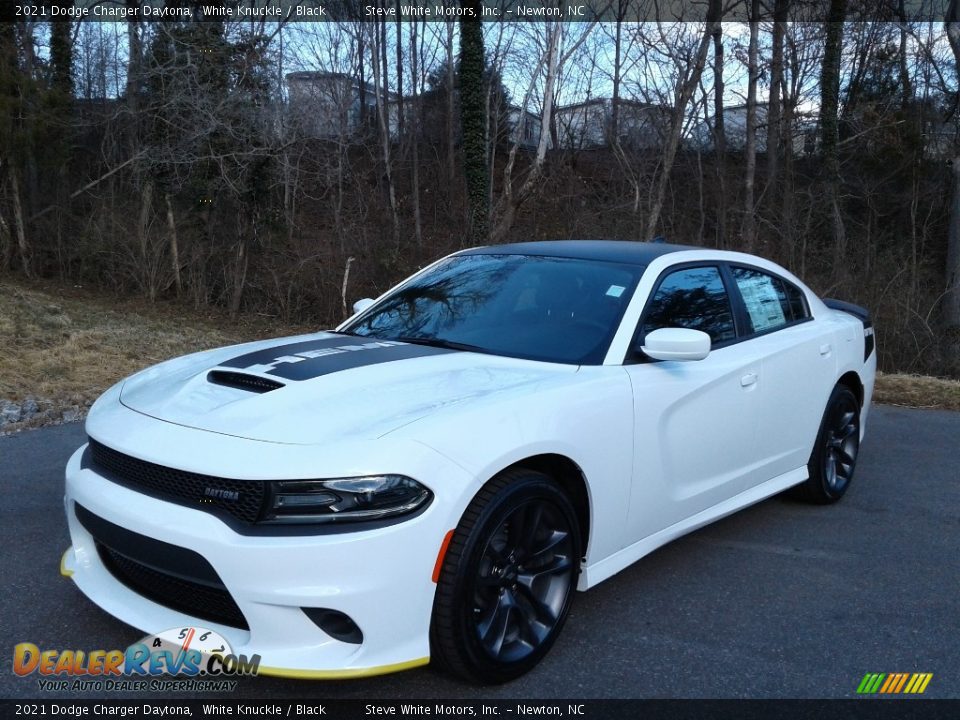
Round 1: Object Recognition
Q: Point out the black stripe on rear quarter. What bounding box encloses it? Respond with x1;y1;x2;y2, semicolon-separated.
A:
218;334;454;381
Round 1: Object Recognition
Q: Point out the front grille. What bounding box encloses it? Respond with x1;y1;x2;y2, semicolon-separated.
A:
98;545;249;630
76;504;249;630
89;439;266;524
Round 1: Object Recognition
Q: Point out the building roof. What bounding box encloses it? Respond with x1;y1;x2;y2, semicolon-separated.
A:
556;98;666;113
463;239;697;266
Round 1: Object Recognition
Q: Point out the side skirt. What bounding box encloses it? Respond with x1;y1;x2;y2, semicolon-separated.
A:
577;466;808;590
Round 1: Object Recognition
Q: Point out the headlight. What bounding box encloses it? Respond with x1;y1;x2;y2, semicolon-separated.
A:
264;475;432;524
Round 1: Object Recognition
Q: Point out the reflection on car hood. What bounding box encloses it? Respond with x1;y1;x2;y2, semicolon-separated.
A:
118;332;576;445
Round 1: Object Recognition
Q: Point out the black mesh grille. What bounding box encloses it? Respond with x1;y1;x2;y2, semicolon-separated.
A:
89;439;266;524
75;503;249;630
207;370;285;394
97;543;249;630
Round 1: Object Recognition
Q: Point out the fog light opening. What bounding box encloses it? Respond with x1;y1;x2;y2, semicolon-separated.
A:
302;607;363;645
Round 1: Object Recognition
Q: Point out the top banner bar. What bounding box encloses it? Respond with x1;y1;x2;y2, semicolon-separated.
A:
2;0;955;23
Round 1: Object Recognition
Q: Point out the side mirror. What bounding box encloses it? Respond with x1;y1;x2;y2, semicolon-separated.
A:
352;298;375;314
640;328;711;362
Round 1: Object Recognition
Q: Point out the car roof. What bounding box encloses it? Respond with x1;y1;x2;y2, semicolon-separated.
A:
461;239;699;266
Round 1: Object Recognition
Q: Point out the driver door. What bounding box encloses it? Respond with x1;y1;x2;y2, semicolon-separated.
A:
623;265;764;544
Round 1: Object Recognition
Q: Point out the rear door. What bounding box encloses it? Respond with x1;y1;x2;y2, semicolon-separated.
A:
726;265;836;478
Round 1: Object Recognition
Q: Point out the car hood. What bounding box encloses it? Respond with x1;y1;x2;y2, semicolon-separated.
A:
118;332;576;445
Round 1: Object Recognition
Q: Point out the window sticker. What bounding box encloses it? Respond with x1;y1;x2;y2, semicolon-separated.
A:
737;273;785;331
606;285;626;298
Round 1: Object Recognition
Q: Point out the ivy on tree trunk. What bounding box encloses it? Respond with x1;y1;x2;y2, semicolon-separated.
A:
459;9;488;245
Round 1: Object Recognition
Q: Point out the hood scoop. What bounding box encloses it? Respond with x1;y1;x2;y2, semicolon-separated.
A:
207;370;286;394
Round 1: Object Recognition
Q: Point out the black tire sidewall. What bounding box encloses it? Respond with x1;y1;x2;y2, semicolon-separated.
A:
808;385;860;502
434;473;581;684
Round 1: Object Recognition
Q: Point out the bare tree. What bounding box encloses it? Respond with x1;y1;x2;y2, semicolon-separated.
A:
709;0;727;247
645;20;719;239
767;0;789;192
821;0;847;276
946;0;960;328
742;0;761;251
368;21;401;249
409;19;423;247
490;22;597;243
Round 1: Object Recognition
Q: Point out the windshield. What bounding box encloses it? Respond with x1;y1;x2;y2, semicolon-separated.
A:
342;253;644;364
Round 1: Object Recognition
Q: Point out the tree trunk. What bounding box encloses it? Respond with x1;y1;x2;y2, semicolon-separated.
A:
138;179;153;299
9;167;29;278
459;12;489;245
898;0;913;107
767;0;788;188
0;207;10;272
709;0;726;248
357;22;367;131
409;19;423;247
742;0;760;252
379;17;389;142
944;0;960;328
394;6;404;142
165;193;181;295
947;157;960;328
370;23;401;249
229;238;248;318
125;6;141;105
646;21;718;240
611;9;623;144
445;20;457;208
821;0;847;277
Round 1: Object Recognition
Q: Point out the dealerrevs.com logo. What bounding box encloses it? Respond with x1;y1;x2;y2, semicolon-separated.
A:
13;627;261;692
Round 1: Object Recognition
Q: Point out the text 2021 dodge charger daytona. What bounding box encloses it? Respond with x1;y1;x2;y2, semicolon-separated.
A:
62;240;876;683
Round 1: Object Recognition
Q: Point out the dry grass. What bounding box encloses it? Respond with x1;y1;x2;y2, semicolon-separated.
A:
873;371;960;412
1;277;958;434
0;277;312;433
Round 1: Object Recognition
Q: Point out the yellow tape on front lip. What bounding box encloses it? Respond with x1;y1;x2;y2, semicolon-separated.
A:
60;549;74;578
256;656;429;680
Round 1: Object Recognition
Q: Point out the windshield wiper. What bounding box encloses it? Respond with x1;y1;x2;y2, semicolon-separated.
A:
394;335;486;353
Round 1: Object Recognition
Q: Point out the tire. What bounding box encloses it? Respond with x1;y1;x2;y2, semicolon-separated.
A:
430;469;581;684
795;384;861;504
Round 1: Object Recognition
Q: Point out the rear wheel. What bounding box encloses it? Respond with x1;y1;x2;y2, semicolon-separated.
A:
796;384;861;503
430;470;581;684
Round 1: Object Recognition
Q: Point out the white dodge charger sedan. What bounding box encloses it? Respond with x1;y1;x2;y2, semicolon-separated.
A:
62;240;876;683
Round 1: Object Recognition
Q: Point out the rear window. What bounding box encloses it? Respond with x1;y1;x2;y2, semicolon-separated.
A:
731;266;809;334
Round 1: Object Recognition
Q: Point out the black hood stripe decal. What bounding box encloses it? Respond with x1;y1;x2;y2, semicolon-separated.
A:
217;335;454;381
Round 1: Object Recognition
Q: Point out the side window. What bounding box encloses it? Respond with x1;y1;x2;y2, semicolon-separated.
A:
641;266;736;344
781;280;810;322
731;266;809;334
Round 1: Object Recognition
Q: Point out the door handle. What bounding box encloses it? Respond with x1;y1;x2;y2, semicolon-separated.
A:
740;372;758;387
819;343;832;356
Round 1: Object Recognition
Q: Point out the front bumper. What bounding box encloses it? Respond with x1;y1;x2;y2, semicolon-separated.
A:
63;437;472;678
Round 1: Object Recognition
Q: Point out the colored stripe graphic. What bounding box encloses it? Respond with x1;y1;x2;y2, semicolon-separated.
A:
857;673;932;694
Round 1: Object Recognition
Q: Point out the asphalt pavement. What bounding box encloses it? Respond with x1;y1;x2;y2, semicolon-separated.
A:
1;404;957;699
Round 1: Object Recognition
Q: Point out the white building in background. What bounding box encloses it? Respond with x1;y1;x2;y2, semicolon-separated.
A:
689;104;818;155
555;98;671;150
505;105;544;150
287;71;686;154
286;71;401;139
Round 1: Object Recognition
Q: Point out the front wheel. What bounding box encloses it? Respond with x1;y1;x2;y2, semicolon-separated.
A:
796;384;861;504
430;470;581;684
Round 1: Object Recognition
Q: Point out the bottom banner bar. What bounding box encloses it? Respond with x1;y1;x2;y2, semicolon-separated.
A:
2;699;958;720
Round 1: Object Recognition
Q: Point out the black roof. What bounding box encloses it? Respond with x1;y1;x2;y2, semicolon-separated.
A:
463;240;698;266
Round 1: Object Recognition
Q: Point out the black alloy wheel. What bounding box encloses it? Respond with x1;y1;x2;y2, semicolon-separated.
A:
797;384;861;504
430;470;581;684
